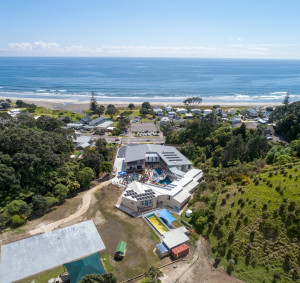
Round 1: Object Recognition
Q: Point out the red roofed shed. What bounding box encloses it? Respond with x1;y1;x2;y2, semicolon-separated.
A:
170;244;189;259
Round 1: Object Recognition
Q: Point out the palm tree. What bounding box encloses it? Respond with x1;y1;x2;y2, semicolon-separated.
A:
144;266;164;283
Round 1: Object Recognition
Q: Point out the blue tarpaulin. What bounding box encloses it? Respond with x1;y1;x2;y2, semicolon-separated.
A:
118;171;127;175
158;209;177;225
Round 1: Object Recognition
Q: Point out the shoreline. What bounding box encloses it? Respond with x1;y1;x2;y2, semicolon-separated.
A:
0;95;282;111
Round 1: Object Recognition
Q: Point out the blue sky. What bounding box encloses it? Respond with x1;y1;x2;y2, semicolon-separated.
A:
1;0;300;58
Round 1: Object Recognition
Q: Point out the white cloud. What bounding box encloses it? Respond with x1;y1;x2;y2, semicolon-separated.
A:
230;37;243;42
9;41;61;51
1;40;299;58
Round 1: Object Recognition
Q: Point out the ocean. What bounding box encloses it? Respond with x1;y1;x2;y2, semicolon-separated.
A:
0;57;300;104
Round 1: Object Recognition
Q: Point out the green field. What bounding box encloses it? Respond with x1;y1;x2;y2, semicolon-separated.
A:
204;163;300;282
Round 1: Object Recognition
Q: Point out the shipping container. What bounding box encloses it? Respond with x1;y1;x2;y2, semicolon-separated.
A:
170;243;189;259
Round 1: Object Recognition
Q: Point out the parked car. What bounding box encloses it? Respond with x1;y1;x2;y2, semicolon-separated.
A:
115;138;120;141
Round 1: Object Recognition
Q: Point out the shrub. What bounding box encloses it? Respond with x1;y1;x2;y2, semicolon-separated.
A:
260;220;279;238
288;200;296;211
262;203;268;211
11;215;26;227
6;200;31;217
250;231;255;242
0;214;10;230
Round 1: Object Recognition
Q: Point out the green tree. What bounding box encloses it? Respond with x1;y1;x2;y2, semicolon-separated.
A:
283;93;290;105
142;102;151;110
183;96;202;106
90;92;98;112
36;115;63;132
6;200;31;217
128;103;135;110
95;105;105;116
196;216;207;231
0;102;11;109
144;266;164;283
139;107;148;117
80;273;117;283
11;215;26;226
53;184;69;200
31;195;48;211
82;148;104;173
105;105;119;119
99;161;112;174
16;100;26;107
77;167;94;187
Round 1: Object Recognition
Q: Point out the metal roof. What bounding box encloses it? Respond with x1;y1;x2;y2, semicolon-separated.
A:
162;227;189;249
89;116;106;126
0;220;105;283
124;144;192;167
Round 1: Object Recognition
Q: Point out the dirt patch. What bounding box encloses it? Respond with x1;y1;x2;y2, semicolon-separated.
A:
161;237;243;283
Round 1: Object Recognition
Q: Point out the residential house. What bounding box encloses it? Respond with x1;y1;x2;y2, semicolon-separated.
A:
153;107;164;116
176;108;188;115
164;105;172;112
173;116;184;124
185;113;193;120
167;111;176;119
228;108;237;116
191;109;202;115
203;109;213;116
160;117;170;126
247;109;258;118
88;116;106;127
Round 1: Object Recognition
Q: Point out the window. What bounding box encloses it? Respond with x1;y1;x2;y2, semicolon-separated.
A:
140;201;144;205
145;200;149;206
149;199;152;204
168;196;171;201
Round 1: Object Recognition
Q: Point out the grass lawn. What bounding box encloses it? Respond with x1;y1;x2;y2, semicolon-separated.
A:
17;266;66;283
22;106;85;121
92;185;169;281
101;251;115;273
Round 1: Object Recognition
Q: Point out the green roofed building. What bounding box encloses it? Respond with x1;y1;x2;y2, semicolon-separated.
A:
115;241;127;258
64;252;106;283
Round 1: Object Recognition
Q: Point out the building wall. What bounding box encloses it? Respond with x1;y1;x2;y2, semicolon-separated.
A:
121;196;157;213
126;159;145;171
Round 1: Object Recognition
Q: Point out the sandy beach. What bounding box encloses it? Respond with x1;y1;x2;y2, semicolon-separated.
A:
0;95;282;111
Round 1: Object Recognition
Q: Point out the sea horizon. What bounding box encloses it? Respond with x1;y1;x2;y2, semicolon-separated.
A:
1;56;300;104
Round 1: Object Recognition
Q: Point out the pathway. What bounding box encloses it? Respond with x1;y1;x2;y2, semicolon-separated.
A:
28;180;112;235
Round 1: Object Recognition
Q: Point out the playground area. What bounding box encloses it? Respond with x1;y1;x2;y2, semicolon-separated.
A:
117;166;172;187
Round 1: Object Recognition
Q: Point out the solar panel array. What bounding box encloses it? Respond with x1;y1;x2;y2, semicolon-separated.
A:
124;189;155;200
161;151;183;162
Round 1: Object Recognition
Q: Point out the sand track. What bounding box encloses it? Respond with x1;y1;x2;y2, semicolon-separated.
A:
28;180;112;235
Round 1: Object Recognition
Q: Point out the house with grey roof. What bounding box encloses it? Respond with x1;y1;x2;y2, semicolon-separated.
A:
153;107;163;116
88;116;106;127
160;117;170;126
164;105;172;112
124;144;192;173
73;135;93;149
